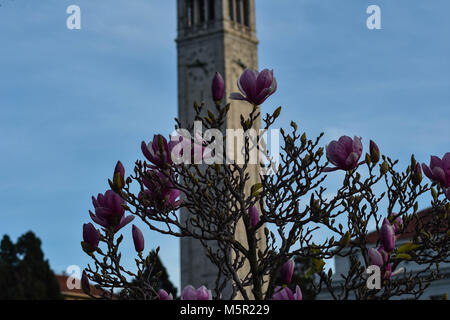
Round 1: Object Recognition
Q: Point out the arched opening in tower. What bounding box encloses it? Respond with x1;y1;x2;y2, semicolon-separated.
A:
208;0;215;21
198;0;206;24
229;0;234;21
187;0;195;27
243;0;250;26
236;0;242;24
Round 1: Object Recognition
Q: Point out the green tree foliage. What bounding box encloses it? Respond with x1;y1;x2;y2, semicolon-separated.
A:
150;252;178;298
0;231;62;300
120;250;178;300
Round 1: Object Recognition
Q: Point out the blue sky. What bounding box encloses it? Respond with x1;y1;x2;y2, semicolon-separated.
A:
0;0;449;292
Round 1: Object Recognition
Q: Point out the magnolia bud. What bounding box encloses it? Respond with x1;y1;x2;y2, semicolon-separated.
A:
380;161;389;175
369;140;380;164
380;218;395;252
81;270;90;295
82;223;100;252
249;206;260;227
211;72;225;102
132;225;145;253
412;163;423;186
113;161;125;189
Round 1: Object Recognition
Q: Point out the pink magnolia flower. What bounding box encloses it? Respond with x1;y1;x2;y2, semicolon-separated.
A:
90;190;134;233
230;69;277;105
158;289;173;300
388;212;403;234
181;285;212;300
272;285;303;300
368;246;403;280
141;169;182;211
141;134;175;168
323;136;364;172
281;260;295;284
170;133;213;164
421;153;450;188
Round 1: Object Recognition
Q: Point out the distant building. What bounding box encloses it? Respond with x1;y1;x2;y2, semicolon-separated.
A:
317;210;450;300
56;274;102;300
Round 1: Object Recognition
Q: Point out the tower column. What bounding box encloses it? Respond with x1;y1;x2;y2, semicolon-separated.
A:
177;0;263;299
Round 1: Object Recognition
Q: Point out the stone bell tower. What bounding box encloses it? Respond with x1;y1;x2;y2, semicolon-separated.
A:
176;0;262;298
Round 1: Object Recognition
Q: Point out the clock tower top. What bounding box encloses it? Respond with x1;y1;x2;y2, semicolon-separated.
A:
176;0;257;43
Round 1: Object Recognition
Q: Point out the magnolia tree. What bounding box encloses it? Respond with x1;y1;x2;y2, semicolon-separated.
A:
81;69;450;300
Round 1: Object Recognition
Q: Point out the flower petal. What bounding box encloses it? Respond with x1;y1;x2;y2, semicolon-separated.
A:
141;141;153;162
432;166;447;186
239;69;258;100
326;141;347;167
181;285;197;300
115;215;135;233
422;163;434;181
254;87;272;105
338;136;353;154
256;69;273;93
95;207;113;219
368;248;384;267
430;155;442;170
345;152;359;169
